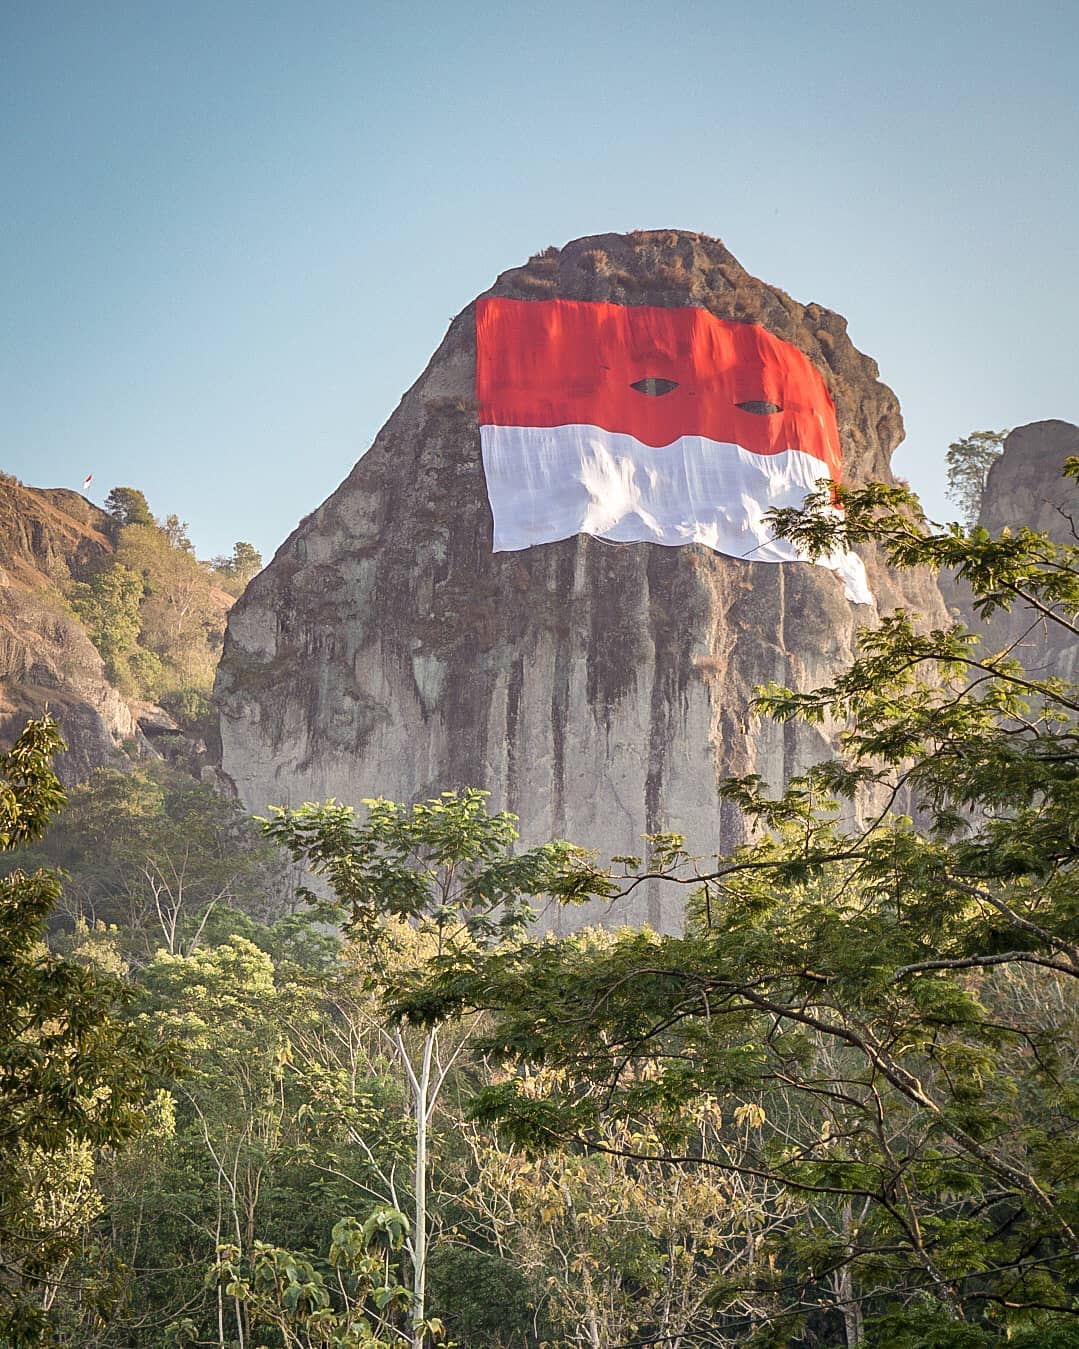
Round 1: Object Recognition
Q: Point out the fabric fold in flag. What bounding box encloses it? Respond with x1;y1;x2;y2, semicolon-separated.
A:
475;297;872;605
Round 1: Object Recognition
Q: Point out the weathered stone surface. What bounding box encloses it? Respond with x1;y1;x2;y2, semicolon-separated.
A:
979;421;1079;540
0;479;143;782
949;420;1079;678
215;231;948;930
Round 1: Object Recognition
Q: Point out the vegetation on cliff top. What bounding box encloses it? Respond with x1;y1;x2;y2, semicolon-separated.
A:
64;485;262;731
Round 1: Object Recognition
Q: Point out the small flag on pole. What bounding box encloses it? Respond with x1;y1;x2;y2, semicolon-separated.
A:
82;474;93;491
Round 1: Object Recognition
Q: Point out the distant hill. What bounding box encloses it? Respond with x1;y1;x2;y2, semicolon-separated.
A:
0;475;239;783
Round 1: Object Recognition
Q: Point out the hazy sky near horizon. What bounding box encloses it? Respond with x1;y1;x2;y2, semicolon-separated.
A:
4;0;1077;562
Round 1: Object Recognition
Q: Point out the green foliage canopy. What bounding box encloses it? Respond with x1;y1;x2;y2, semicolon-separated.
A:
211;540;263;593
68;500;231;720
945;429;1007;529
397;474;1079;1344
263;788;615;951
20;761;286;959
0;719;162;1345
68;562;143;667
103;486;154;528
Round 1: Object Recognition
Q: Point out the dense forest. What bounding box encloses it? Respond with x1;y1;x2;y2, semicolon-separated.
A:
2;455;1078;1348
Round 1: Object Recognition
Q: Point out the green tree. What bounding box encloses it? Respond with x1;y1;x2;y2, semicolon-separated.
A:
212;541;263;593
75;906;352;1347
161;513;194;552
136;935;321;1347
68;562;144;668
0;718;160;1345
67;502;231;711
425;1246;534;1349
103;486;154;528
21;762;286;960
945;429;1007;528
112;520;229;707
212;1211;413;1349
400;477;1079;1345
264;789;612;1349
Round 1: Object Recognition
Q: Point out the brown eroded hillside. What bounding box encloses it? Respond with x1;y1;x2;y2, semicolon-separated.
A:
0;475;234;782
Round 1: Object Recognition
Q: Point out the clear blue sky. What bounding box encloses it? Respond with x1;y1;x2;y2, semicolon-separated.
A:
4;0;1077;562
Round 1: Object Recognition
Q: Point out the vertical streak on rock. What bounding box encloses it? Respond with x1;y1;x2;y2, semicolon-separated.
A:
644;549;679;930
444;632;485;792
644;686;667;931
504;654;524;820
549;546;579;839
550;639;569;839
778;563;798;786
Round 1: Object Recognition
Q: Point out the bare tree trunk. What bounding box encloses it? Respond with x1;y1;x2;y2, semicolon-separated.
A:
411;1028;435;1349
215;1198;226;1349
834;1202;864;1347
560;1183;603;1349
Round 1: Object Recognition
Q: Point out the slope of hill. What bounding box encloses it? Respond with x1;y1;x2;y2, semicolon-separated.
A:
0;477;141;780
0;476;234;782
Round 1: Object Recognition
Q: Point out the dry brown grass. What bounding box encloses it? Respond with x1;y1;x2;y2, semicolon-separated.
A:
515;272;558;295
527;245;560;270
606;268;637;288
425;395;476;416
653;265;695;292
577;248;608;273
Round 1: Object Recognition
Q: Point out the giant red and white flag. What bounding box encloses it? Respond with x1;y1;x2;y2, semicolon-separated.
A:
475;297;871;604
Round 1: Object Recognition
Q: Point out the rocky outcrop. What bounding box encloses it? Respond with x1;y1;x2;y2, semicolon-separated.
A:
979;421;1079;540
956;420;1079;678
0;479;143;782
215;230;948;930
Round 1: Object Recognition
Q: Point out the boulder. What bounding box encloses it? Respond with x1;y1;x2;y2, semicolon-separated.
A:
952;420;1079;679
979;420;1079;541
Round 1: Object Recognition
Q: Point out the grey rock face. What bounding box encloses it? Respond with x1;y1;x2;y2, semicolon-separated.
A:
979;421;1079;539
962;420;1079;679
214;230;947;931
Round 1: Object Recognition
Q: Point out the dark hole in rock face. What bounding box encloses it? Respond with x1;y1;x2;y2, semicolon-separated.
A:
736;400;783;415
630;377;679;397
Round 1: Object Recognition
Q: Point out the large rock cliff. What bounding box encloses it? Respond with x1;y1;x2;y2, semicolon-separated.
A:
214;230;948;930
